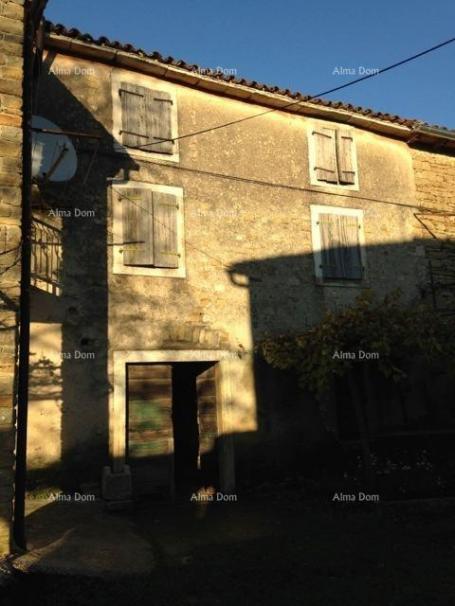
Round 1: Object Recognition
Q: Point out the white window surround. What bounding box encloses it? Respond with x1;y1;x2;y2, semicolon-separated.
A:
110;349;237;491
110;180;186;278
307;122;360;191
111;68;180;163
310;204;367;286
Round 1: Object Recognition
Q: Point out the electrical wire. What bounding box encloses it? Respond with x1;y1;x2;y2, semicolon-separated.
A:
137;35;455;150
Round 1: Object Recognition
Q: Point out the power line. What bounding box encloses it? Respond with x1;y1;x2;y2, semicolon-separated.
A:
112;181;441;278
109;160;450;272
137;35;455;150
145;158;447;215
83;146;454;216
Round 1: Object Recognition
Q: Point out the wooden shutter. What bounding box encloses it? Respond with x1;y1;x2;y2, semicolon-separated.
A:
313;128;338;183
197;365;218;456
319;214;340;278
152;192;180;268
319;213;363;280
337;130;356;184
196;365;219;484
146;90;174;154
119;82;150;148
340;215;363;279
127;364;174;497
122;188;154;266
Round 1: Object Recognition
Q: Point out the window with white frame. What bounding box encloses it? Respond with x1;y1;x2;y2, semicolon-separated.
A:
112;71;179;160
310;205;366;283
112;183;185;278
309;125;358;187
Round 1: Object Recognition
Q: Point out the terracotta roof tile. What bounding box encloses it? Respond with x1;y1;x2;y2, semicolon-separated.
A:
43;21;454;133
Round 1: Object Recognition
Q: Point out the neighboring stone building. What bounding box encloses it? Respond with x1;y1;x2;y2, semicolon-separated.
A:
0;0;46;557
411;144;455;311
24;22;455;504
0;0;26;558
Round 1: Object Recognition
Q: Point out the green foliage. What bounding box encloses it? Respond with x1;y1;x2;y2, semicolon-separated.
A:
259;290;455;396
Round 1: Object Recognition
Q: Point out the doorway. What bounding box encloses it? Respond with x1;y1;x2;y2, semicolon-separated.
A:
126;361;219;499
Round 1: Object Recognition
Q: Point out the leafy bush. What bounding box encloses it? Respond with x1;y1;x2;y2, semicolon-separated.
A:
259;290;455;396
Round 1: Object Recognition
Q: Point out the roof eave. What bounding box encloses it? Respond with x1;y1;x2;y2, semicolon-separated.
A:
44;33;455;150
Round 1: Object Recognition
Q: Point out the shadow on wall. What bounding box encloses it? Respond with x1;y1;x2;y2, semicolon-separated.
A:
24;55;455;499
27;185;455;493
0;296;20;553
28;57;137;488
227;240;455;492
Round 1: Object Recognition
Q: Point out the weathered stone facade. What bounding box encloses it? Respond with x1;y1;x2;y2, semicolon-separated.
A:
0;0;24;557
412;148;455;211
25;32;455;498
411;147;455;311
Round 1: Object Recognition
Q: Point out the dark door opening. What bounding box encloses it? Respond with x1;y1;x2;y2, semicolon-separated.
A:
126;361;219;500
172;362;219;497
172;363;200;495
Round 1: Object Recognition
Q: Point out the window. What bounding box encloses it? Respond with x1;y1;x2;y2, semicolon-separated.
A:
112;183;185;277
112;71;179;161
120;84;174;153
309;125;358;188
310;205;366;284
122;188;179;268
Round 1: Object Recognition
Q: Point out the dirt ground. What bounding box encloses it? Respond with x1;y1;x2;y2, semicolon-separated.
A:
3;490;455;605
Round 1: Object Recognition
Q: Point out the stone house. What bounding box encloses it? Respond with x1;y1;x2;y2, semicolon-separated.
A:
0;0;25;557
411;144;455;312
0;0;48;557
18;21;455;508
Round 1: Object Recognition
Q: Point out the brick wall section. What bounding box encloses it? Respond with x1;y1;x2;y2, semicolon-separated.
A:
412;147;455;310
412;148;455;213
0;0;24;556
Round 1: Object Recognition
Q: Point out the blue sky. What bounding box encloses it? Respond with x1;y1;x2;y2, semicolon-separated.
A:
45;0;455;128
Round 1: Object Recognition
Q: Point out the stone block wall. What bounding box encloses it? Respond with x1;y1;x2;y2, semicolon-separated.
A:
28;50;427;481
412;147;455;311
0;0;24;556
412;147;455;212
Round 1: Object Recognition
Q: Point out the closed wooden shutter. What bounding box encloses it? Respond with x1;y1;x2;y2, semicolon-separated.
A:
341;215;363;279
196;365;218;484
337;130;356;184
146;90;174;154
127;364;174;497
122;188;154;266
313;128;338;183
152;192;180;268
319;214;339;278
197;365;218;456
319;213;363;280
119;83;149;148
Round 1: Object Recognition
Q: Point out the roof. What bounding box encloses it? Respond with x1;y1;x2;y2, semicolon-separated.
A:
43;20;454;135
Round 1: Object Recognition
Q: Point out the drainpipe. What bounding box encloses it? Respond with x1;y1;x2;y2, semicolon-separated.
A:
13;0;36;550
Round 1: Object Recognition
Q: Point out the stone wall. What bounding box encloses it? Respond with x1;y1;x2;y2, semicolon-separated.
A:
412;147;455;212
412;147;455;311
0;0;24;556
26;49;430;486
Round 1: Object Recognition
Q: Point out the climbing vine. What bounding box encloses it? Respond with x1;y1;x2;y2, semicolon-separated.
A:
259;290;455;396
